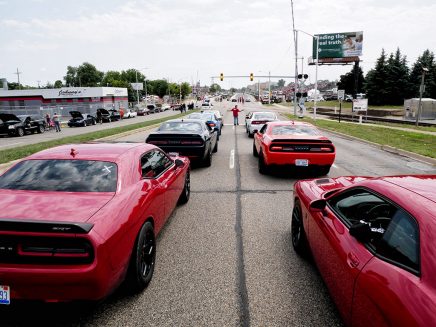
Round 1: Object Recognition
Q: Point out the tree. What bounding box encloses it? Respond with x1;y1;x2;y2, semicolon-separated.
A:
337;66;365;95
7;82;21;90
277;79;286;88
64;66;78;87
54;80;63;88
181;82;192;99
76;62;104;87
365;49;389;105
409;49;436;99
384;48;411;105
148;79;169;98
209;83;221;93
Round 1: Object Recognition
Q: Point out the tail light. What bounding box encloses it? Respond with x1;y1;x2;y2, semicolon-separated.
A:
271;146;283;151
148;140;168;145
310;147;334;152
251;121;262;125
181;140;203;145
208;122;216;128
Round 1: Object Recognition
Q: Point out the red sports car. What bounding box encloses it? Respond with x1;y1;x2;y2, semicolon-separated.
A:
253;121;335;175
0;143;190;303
292;175;436;326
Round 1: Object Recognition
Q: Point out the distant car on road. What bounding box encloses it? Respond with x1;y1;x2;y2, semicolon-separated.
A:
0;113;46;137
292;175;436;327
146;119;218;167
0;143;191;302
67;111;96;127
202;110;224;128
123;108;137;119
246;111;278;137
253;121;335;175
188;112;222;136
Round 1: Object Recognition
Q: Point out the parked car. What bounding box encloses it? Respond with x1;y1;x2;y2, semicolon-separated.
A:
161;104;171;111
146;119;218;167
0;143;190;302
67;111;96;127
123;108;137;118
96;108;119;122
323;94;338;101
0;113;46;137
345;95;353;102
253;121;335;175
292;175;436;327
246;111;278;137
147;104;160;114
108;109;121;121
136;105;150;116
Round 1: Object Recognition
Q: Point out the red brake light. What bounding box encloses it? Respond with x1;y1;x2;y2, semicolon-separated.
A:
252;121;261;124
271;146;282;151
148;140;168;145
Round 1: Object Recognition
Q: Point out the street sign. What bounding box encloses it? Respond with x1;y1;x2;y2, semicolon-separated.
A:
338;90;345;100
131;83;143;91
352;98;368;112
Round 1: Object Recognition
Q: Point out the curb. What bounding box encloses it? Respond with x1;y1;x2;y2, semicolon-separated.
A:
320;128;436;167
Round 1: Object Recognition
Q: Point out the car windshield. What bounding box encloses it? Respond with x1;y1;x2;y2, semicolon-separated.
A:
271;125;320;136
253;113;275;120
158;121;203;132
0;159;118;192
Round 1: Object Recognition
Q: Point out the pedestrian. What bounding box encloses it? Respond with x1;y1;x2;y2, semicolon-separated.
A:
45;113;51;130
52;112;61;132
229;105;243;125
97;110;103;124
179;104;183;114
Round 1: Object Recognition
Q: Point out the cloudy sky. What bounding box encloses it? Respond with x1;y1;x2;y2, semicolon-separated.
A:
1;0;435;89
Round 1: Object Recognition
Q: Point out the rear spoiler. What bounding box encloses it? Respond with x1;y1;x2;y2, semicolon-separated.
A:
0;219;94;234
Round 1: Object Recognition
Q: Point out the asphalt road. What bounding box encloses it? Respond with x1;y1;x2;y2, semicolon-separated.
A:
2;99;435;326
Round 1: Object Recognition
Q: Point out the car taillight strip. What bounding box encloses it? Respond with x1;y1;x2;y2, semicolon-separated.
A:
270;144;334;152
0;219;93;234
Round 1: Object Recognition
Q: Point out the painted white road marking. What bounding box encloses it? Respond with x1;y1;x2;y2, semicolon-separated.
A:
229;149;235;169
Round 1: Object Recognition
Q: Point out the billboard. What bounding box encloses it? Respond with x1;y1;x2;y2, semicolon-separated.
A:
313;31;363;59
131;83;143;91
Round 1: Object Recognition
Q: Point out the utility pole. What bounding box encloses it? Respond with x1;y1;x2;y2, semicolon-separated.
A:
37;80;41;88
415;67;429;126
268;71;271;104
14;68;22;89
294;30;298;116
135;70;140;106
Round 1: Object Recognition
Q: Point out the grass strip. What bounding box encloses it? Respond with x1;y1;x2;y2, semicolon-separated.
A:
279;101;403;110
285;115;436;159
0;113;190;164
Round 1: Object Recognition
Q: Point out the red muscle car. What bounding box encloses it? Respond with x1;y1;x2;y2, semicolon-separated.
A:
253;121;335;175
292;175;436;326
0;143;190;303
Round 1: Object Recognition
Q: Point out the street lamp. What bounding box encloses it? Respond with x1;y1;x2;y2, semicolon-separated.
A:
295;29;319;119
416;67;429;126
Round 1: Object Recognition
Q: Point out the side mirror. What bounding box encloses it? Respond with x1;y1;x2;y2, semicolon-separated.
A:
309;199;326;212
175;159;184;168
349;223;371;243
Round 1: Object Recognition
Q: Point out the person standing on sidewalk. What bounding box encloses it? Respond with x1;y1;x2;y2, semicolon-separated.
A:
52;113;61;132
229;105;243;125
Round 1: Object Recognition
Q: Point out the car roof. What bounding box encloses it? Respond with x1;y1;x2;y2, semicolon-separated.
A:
381;175;436;203
27;143;153;162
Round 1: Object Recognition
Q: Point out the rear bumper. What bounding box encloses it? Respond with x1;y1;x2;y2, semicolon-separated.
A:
159;145;207;160
265;151;335;167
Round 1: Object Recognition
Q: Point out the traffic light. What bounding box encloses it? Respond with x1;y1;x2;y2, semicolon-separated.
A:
220;73;224;81
250;73;254;81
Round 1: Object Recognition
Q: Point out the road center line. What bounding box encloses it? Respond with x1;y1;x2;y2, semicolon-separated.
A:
230;149;235;169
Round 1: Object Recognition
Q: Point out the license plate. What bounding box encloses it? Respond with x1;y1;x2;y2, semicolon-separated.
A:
0;285;10;305
295;159;309;166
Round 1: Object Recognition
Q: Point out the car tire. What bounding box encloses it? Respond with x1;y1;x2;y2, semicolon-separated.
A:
252;142;258;157
83;121;87;127
92;119;96;125
125;221;156;293
177;170;190;205
319;166;331;176
37;125;45;134
248;130;253;138
258;152;268;174
291;200;309;257
203;149;212;167
213;140;218;153
16;127;25;137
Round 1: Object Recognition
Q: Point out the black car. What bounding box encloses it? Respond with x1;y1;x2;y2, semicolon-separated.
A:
146;119;218;167
96;108;121;122
67;111;96;127
0;113;46;137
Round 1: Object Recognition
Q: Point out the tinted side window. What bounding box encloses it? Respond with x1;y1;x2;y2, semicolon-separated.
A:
141;150;173;178
328;188;420;274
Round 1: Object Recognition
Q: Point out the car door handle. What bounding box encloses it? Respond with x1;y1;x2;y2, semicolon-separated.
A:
347;252;360;268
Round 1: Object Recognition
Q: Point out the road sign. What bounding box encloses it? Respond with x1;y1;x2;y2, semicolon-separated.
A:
352;98;368;112
131;83;143;91
338;89;345;100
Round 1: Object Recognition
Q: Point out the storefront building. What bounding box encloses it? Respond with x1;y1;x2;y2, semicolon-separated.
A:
0;87;128;118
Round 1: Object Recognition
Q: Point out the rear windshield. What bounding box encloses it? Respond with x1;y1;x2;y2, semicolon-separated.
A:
0;160;118;192
271;125;320;135
158;121;203;132
253;113;275;120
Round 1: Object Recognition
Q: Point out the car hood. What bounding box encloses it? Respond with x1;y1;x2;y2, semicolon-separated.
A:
0;190;114;223
97;109;109;115
69;111;84;119
0;113;21;123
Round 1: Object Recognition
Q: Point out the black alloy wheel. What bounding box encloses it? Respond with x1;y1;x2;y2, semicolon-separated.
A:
83;121;87;127
16;127;25;137
252;142;258;157
125;221;156;293
258;152;268;174
203;148;212;167
291;201;308;256
92;118;96;125
37;124;45;133
178;169;190;204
